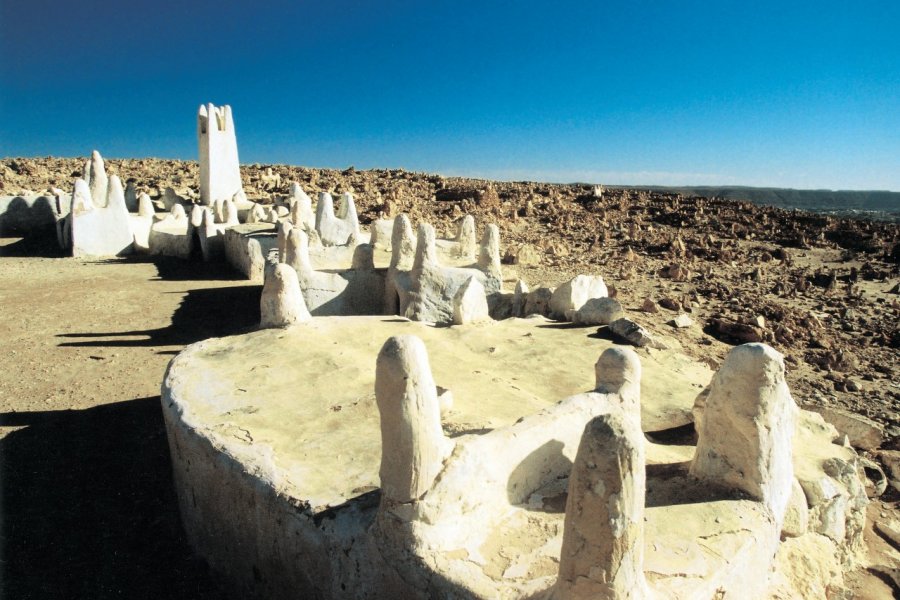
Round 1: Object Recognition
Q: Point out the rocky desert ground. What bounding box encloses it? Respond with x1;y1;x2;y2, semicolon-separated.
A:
1;156;898;598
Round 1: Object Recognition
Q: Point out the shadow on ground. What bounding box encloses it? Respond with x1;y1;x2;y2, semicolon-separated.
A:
56;284;261;350
0;230;66;258
88;254;248;283
0;397;226;599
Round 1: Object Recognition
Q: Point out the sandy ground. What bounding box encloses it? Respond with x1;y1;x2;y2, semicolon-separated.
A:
1;229;897;598
0;233;246;599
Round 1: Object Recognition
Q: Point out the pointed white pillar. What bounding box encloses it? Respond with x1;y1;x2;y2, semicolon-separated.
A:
260;263;311;328
198;104;243;206
375;335;448;504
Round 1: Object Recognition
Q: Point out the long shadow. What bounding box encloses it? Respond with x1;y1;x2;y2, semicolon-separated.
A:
150;256;246;282
56;285;261;350
0;397;226;599
644;462;748;508
88;255;247;283
0;229;66;258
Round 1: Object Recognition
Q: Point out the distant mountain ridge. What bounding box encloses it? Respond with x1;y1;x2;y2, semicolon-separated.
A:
615;185;900;221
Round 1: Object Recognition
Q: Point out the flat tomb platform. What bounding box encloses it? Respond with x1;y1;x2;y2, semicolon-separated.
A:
164;315;711;513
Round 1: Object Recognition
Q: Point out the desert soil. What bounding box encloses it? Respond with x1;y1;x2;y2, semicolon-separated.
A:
1;157;898;598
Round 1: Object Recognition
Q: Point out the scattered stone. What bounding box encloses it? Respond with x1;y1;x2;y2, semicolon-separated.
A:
666;263;692;282
857;456;888;497
670;313;693;328
549;274;608;319
608;318;666;349
569;297;624;326
658;297;680;311
879;450;900;493
511;243;541;266
641;298;659;313
709;317;765;344
873;519;900;551
809;406;884;450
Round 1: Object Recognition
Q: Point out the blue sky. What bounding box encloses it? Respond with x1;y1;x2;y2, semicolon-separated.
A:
1;0;898;190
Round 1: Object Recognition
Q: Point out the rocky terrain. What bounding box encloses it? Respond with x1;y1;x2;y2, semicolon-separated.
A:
2;156;899;597
4;156;898;437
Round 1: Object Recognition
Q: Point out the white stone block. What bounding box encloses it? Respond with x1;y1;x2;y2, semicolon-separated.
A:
549;275;608;319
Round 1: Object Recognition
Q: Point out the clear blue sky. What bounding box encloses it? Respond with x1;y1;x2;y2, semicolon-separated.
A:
1;0;898;190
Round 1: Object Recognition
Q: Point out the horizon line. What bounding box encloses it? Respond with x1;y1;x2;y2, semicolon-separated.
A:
2;153;899;194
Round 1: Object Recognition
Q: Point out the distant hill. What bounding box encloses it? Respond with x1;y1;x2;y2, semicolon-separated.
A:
615;185;900;222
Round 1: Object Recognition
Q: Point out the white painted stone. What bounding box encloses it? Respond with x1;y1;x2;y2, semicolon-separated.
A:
283;228;310;275
161;187;187;212
337;192;360;241
781;478;809;538
162;317;863;599
315;192;359;246
124;180;138;212
554;410;650;600
223;223;278;282
455;215;476;260
247;202;266;224
85;150;108;207
276;220;293;260
384;214;416;315
148;203;193;259
691;343;796;529
570;297;624;325
224;199;240;225
369;218;394;251
549;275;608;319
70;175;134;257
523;287;553;317
452;276;490;325
280;228;383;316
190;204;205;228
594;346;642;414
288;183;315;231
375;335;450;505
260;263;311;328
198;207;228;262
198;104;243;206
511;279;529;317
130;193;155;253
477;223;502;293
0;193;64;235
137;192;154;217
404;224;492;324
390;214;416;270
